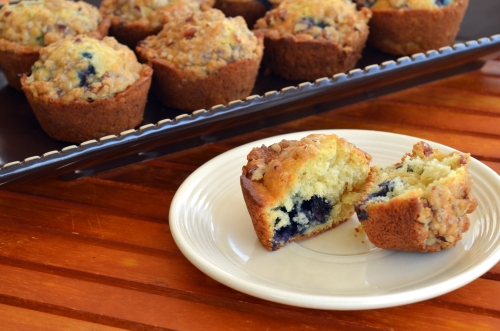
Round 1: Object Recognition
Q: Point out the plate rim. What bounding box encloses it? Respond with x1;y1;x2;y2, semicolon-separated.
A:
169;129;500;310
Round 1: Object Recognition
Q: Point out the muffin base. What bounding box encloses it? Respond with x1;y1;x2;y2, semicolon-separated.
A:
136;34;263;111
368;0;469;55
21;65;153;143
107;17;161;50
260;28;369;82
214;0;268;28
0;19;111;91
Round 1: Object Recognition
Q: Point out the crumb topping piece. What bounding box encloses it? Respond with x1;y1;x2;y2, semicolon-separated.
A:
370;0;454;10
254;0;371;44
0;0;102;46
139;9;260;76
100;0;211;29
24;35;143;102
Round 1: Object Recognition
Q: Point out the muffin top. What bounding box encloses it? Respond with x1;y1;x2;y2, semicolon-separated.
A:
370;0;455;9
100;0;213;29
23;35;144;102
254;0;371;45
138;9;261;77
0;0;102;46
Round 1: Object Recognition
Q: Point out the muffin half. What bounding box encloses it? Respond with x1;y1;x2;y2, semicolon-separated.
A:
241;134;372;251
355;141;477;252
21;35;152;143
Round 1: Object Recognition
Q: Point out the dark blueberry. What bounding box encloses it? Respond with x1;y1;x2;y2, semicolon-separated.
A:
81;52;93;59
407;165;414;173
434;0;449;7
355;204;368;221
253;0;273;10
395;165;403;169
78;65;96;87
271;195;331;249
367;180;392;199
273;219;299;245
301;196;330;224
301;17;329;29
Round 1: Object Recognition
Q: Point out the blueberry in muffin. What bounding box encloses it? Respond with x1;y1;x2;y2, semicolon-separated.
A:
0;0;110;90
136;8;263;111
365;0;469;55
355;141;478;252
21;35;153;143
254;0;372;81
100;0;215;49
240;134;372;251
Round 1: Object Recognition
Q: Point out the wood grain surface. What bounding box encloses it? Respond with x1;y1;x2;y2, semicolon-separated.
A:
0;57;499;330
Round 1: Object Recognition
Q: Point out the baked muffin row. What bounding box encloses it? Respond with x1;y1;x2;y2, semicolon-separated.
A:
0;0;469;143
0;0;264;142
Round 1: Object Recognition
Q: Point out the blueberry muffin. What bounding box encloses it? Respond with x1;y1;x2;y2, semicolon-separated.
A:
21;35;153;143
136;8;263;111
355;142;477;252
0;0;110;90
366;0;469;55
240;134;372;251
214;0;272;28
100;0;215;49
254;0;372;81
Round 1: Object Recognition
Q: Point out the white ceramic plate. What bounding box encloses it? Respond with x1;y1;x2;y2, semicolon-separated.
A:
169;130;500;310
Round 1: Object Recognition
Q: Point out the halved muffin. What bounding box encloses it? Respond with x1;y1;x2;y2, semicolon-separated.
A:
355;141;477;252
21;35;152;143
100;0;215;49
136;8;263;111
0;0;110;90
366;0;469;55
241;134;372;251
254;0;372;81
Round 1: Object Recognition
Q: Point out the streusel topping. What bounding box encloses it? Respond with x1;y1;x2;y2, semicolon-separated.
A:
24;35;143;102
254;0;371;45
0;0;102;46
138;9;260;76
100;0;212;29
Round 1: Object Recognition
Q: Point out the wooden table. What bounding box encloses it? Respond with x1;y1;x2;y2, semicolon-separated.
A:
0;55;499;330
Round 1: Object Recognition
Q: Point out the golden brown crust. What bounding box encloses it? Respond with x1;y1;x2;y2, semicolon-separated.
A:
240;175;274;250
360;194;433;251
0;19;111;91
367;0;469;55
214;1;268;28
21;65;153;143
260;29;368;81
136;33;263;111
